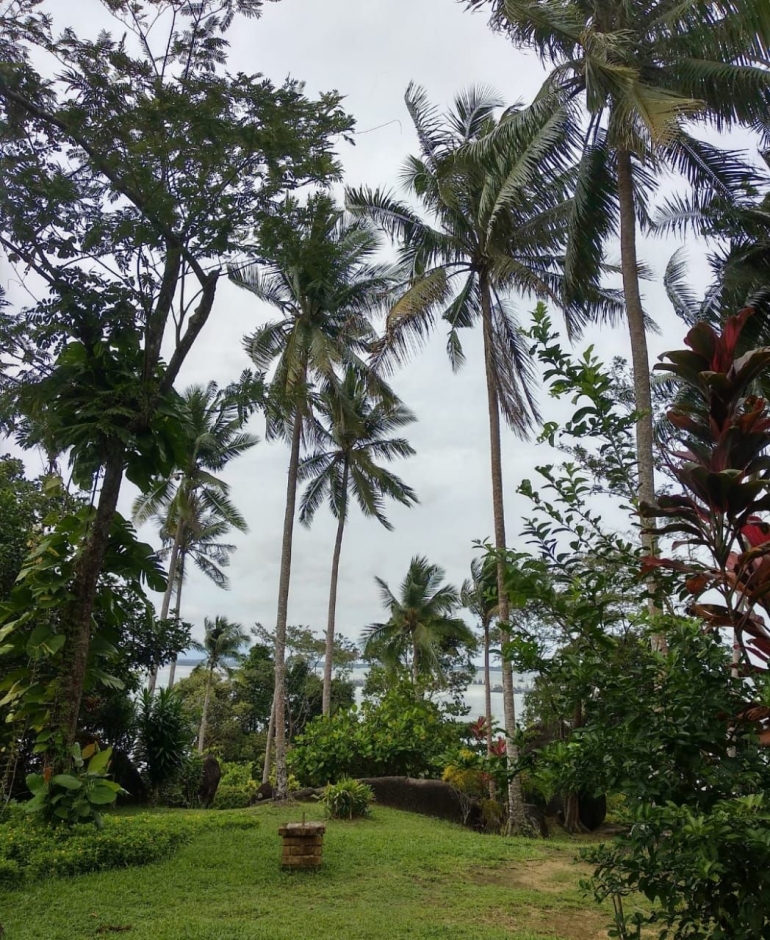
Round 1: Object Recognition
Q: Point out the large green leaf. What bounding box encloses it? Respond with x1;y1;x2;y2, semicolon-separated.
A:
50;774;82;790
86;746;113;775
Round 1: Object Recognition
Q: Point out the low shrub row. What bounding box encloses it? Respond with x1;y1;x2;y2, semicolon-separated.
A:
0;809;258;887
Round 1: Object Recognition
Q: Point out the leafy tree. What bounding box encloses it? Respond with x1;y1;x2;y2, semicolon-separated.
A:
136;688;194;805
468;0;770;589
197;616;249;754
461;557;499;758
0;0;351;755
347;84;613;832
299;369;418;716
133;381;257;689
228;194;394;798
362;555;475;689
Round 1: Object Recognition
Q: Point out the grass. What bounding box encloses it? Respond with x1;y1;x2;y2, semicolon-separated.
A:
0;804;632;940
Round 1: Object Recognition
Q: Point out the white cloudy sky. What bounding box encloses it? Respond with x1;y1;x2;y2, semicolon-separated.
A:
4;1;764;651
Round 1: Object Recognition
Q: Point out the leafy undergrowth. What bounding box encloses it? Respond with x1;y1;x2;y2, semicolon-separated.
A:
0;804;639;939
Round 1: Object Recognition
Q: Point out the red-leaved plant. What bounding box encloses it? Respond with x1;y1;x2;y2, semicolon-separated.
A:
642;307;770;743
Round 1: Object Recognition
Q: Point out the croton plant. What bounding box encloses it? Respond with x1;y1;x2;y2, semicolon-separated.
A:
643;307;770;744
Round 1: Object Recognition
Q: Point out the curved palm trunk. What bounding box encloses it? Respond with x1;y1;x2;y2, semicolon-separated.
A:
322;461;349;717
412;635;420;690
149;518;184;693
616;150;665;649
273;408;304;800
262;692;275;785
53;446;125;753
480;272;528;835
197;663;214;754
167;548;186;689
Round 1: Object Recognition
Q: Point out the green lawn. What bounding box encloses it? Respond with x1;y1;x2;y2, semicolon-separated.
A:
0;804;624;940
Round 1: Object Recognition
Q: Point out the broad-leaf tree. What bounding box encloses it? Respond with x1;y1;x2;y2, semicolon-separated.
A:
299;369;418;717
229;194;394;799
0;0;350;756
362;555;475;688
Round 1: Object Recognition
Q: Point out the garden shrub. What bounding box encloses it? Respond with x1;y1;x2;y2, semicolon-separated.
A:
212;783;254;809
321;779;374;819
0;810;257;885
289;687;461;786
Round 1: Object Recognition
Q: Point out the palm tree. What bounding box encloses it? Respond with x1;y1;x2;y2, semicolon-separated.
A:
156;507;238;687
461;557;499;761
469;0;770;587
299;370;419;717
362;555;475;689
197;616;250;754
134;382;257;690
228;193;396;800
347;85;613;831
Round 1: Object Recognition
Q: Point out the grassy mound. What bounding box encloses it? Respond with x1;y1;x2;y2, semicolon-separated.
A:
0;804;637;939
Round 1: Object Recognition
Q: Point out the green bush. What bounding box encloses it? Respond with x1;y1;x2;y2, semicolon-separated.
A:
321;779;374;820
0;811;256;885
289;687;462;786
212;784;255;809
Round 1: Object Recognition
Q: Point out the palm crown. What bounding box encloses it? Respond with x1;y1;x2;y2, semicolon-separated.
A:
298;369;419;530
362;555;476;686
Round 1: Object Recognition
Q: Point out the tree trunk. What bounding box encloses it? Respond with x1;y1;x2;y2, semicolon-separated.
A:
149;518;184;693
563;700;583;833
480;271;529;835
616;149;665;647
262;692;275;785
167;547;186;689
197;664;213;754
54;446;125;753
483;618;496;801
273;408;303;800
322;461;349;717
412;635;420;690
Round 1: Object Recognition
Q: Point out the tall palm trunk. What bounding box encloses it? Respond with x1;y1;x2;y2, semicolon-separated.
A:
197;663;214;754
322;460;349;717
273;405;304;800
167;548;186;689
149;518;184;693
483;618;496;801
52;446;125;755
412;634;420;689
262;692;276;785
616;150;666;648
480;271;528;835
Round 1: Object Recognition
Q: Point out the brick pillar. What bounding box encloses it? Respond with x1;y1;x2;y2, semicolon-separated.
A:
279;822;326;869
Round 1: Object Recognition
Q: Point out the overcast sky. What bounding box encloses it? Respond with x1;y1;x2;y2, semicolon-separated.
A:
4;1;763;652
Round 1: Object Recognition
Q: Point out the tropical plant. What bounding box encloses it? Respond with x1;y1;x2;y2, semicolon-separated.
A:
362;555;475;688
136;688;193;804
228;193;396;799
468;0;770;586
642;308;770;706
0;0;351;754
347;84;613;832
25;743;124;829
321;778;374;820
134;382;257;690
197;617;250;754
299;369;418;716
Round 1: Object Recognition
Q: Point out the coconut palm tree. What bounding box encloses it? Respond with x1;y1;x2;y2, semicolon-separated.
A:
468;0;770;580
299;369;419;717
228;193;396;799
362;556;475;689
134;382;257;690
197;616;250;754
347;84;614;831
156;507;238;687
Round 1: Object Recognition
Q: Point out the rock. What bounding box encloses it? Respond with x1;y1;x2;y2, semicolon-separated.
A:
110;749;148;805
523;802;549;838
360;777;484;829
198;754;221;808
289;787;320;803
254;780;274;802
